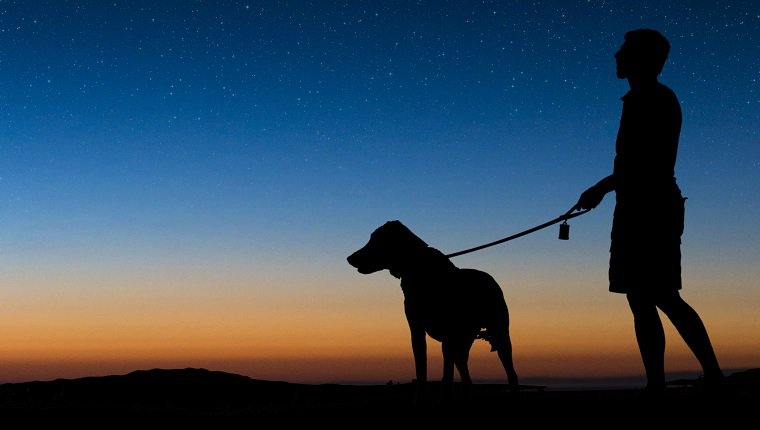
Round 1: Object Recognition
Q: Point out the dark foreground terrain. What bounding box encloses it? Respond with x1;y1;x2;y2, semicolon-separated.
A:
1;367;758;424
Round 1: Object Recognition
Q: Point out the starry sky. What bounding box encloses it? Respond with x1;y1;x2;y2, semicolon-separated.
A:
1;1;758;386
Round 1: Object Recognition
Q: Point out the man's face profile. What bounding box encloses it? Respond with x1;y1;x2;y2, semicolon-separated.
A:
615;42;633;79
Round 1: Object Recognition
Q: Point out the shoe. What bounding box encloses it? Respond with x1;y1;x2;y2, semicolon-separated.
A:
696;374;736;398
638;384;667;400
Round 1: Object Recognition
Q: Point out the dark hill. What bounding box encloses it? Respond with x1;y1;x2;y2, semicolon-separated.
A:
1;367;758;423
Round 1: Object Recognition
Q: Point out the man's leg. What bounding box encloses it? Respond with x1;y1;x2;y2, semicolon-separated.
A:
657;291;724;382
627;292;666;389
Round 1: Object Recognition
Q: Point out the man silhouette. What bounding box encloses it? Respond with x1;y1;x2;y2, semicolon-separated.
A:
572;29;724;394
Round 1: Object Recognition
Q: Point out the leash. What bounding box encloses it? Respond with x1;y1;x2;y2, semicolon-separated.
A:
445;208;591;258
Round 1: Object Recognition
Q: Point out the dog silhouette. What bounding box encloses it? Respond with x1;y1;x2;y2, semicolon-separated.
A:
347;220;518;397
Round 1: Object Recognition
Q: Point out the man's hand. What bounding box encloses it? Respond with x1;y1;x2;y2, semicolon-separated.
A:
574;184;606;211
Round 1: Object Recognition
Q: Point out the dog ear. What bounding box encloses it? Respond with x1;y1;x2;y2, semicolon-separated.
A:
377;220;404;236
383;220;428;248
380;220;405;238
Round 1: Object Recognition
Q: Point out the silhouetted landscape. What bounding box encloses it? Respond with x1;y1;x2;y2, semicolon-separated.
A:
1;367;758;423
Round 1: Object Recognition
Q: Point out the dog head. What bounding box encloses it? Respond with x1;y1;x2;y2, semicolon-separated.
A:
347;220;429;276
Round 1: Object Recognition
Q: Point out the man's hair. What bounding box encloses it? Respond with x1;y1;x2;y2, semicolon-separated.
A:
624;29;670;76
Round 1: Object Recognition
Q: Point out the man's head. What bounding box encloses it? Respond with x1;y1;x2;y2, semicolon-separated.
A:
615;29;670;81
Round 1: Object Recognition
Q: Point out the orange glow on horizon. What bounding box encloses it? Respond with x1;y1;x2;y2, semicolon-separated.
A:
1;269;757;385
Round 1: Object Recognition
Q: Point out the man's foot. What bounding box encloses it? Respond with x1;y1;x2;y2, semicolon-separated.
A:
638;383;667;400
696;373;735;398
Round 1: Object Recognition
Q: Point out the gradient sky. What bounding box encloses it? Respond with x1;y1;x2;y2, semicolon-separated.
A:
1;1;758;385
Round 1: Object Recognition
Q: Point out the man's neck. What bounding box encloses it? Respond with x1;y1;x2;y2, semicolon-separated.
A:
627;76;659;92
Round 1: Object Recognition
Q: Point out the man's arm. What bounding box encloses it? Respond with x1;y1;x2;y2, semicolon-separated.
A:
574;174;615;211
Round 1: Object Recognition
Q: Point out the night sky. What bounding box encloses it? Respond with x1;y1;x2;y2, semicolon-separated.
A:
1;1;758;385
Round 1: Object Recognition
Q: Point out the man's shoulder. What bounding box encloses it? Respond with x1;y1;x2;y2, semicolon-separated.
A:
622;83;678;103
655;82;678;99
631;83;680;109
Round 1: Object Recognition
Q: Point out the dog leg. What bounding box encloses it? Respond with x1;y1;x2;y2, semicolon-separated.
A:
442;338;474;401
408;319;428;402
454;350;472;385
496;336;520;393
453;340;474;401
441;341;456;402
442;338;474;384
441;342;455;385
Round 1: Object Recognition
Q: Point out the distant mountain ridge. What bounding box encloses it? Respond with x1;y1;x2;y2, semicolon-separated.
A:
1;367;758;419
0;367;301;416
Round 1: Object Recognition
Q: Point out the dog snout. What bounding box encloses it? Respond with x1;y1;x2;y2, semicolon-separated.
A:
347;246;369;270
347;245;384;274
346;250;360;268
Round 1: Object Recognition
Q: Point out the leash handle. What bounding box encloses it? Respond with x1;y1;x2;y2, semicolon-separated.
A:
445;208;590;258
